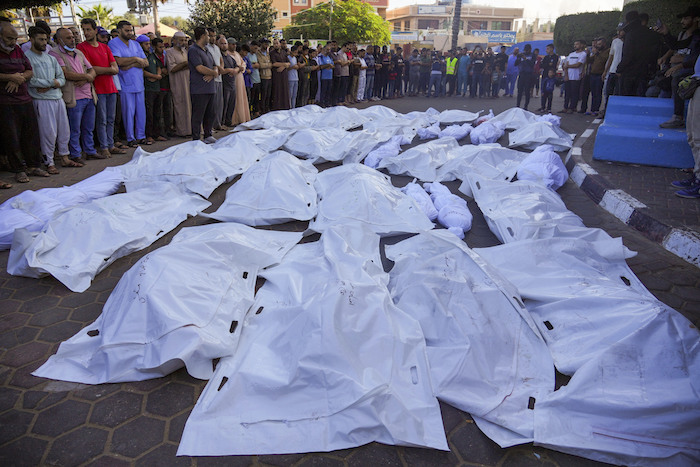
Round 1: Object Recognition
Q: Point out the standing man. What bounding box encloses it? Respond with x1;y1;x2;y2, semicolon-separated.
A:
256;38;272;114
445;49;457;96
188;26;218;143
617;10;660;97
78;18;124;158
219;35;237;126
515;44;536;110
248;40;261;116
539;43;559;100
152;38;173;137
561;40;587;114
317;43;334;107
356;48;367;101
588;38;609;116
109;20;148;147
270;38;290;110
206;28;225;130
142;36;167;143
25;26;68;174
672;55;700;198
166;31;191;137
51;27;100;162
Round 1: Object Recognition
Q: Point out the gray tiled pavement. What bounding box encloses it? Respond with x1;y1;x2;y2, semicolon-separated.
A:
0;92;698;466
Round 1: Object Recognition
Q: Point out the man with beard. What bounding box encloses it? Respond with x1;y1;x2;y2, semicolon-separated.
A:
167;31;191;137
109;21;148;147
188;26;218;143
26;26;69;174
206;28;225;130
617;10;660;96
270;38;290;110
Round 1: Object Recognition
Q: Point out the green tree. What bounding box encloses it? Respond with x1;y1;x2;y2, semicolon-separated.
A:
283;0;390;45
2;0;58;9
110;12;140;30
553;11;620;55
77;5;116;28
188;0;276;43
160;15;188;29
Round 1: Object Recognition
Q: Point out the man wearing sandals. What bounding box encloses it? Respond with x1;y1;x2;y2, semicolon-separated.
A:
25;26;68;175
50;27;99;164
0;17;49;186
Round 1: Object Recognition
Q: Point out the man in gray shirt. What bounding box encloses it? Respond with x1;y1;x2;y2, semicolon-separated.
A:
188;27;219;143
205;27;225;130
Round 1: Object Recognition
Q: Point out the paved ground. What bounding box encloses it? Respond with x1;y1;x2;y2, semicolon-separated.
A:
0;92;698;466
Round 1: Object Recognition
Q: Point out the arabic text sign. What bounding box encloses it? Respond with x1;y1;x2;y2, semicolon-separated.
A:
471;30;517;43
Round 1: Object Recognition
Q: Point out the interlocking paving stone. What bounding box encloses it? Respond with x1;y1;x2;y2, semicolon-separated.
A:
347;443;402;466
449;421;504;465
8;362;44;389
28;307;70;327
295;455;346;466
257;453;307;466
0;327;39;350
37;320;84;344
11;284;51;301
18;295;61;315
400;446;461;466
0;341;51;368
168;411;190;443
45;426;109;465
0;298;23;315
0;313;30;334
0;436;48;467
135;443;192;467
439;401;469;435
31;399;90;437
146;382;195;417
196;455;253;466
0;387;19;413
73;383;122;402
34;391;67;410
501;448;558;466
89;455;133;467
58;291;99;309
110;416;165;458
69;301;104;323
0;410;33;444
90;391;144;428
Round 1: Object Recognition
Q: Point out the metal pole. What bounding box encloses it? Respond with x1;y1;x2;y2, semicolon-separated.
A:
328;0;333;41
68;0;78;27
152;0;160;37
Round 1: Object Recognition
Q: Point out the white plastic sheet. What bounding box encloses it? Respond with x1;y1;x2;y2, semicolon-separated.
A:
377;137;461;181
309;164;435;237
439;123;472;140
468;176;615;244
205;151;318;225
401;181;438;221
33;224;302;383
489;107;538;130
364;135;404;169
437;108;481;124
474;109;495;125
423;182;473;238
214;128;290;153
416;122;441;140
470;120;506;145
233;105;325;131
178;224;448;455
508;121;574;151
7;183;210;292
283;127;393;164
0;169;123;250
434;144;527;197
536;113;561;127
516;145;569;190
386;231;553;447
121;140;265;197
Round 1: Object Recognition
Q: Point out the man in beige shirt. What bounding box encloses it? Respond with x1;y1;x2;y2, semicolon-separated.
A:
166;31;191;137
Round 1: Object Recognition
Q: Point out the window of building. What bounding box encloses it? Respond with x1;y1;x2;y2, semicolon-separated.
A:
466;20;488;33
417;19;440;30
491;21;511;30
394;21;402;31
282;11;288;17
404;20;410;30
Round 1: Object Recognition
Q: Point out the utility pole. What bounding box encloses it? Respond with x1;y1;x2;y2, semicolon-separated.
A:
68;0;78;28
328;0;333;41
152;0;160;37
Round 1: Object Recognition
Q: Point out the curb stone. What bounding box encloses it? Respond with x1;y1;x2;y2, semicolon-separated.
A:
564;118;700;267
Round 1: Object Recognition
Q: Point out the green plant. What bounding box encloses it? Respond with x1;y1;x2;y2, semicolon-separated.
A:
189;0;276;43
553;11;620;55
283;0;390;45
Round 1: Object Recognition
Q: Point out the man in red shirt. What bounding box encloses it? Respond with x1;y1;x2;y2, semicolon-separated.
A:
0;17;48;185
78;18;125;157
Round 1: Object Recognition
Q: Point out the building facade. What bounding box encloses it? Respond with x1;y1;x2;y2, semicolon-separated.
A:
386;4;522;35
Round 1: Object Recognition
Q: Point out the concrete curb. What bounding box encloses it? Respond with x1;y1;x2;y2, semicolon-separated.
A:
564;118;700;268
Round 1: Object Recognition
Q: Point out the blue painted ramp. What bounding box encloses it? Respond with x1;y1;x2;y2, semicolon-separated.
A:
593;96;693;169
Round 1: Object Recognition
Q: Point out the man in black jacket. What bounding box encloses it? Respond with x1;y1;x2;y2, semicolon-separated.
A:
617;10;661;96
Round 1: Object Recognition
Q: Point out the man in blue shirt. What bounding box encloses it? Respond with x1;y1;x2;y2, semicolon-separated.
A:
456;48;471;96
188;26;219;143
317;43;334;107
108;20;148;147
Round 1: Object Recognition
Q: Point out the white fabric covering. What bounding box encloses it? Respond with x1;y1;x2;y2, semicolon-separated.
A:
516;145;569;190
7;183;210;292
508;121;574;151
214;128;290;152
205;151;318;225
32;224;302;383
476;238;700;466
489;107;538;130
283;128;395;164
178;225;449;455
467;177;615;244
364;135;404;169
439;123;473;140
437;108;481;124
470;120;506;145
417;122;441;140
401;181;438;221
377;137;461;181
0;169;123;250
423;182;473;238
536;113;561;127
474;109;495;125
309;164;435;237
120;140;265;197
386;231;553;447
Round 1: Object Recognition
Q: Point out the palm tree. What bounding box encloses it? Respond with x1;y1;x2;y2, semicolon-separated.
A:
451;0;461;51
77;4;115;28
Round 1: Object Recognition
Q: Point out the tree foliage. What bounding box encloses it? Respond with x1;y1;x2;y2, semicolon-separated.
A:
111;12;140;30
160;15;188;29
188;0;276;43
553;11;620;55
283;0;390;45
77;5;116;28
1;0;59;9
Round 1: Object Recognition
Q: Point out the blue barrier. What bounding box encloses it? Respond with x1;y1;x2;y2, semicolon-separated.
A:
593;96;693;169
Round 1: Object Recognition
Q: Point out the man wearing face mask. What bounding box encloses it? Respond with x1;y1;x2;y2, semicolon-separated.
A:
0;17;47;186
50;27;100;162
108;20;148;147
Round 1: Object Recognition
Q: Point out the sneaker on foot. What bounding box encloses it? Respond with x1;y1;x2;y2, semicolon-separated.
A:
671;177;699;189
203;136;217;144
675;182;700;199
660;116;685;129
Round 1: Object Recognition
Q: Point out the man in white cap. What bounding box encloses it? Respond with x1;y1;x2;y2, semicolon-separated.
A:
167;30;191;137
